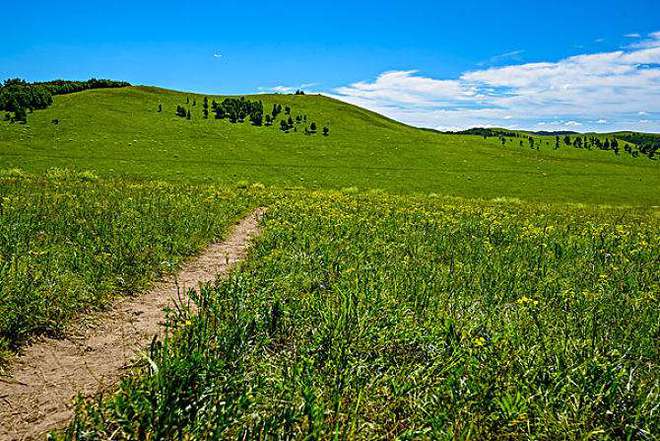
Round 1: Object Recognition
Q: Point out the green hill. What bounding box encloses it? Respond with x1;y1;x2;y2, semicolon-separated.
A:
1;85;658;205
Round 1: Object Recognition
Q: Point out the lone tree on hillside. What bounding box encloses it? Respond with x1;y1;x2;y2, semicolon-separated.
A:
310;122;317;132
186;109;191;120
202;97;209;119
323;126;329;136
158;103;162;112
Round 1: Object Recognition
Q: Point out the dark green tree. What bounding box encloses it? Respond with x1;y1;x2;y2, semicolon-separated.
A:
310;122;317;132
14;106;27;123
202;97;209;119
323;126;329;136
611;138;619;155
251;110;263;126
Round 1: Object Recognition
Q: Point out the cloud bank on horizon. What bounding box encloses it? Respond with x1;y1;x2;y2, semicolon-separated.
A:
329;32;660;132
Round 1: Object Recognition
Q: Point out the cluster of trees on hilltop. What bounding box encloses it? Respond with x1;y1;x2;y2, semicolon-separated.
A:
37;79;130;95
170;96;329;136
0;79;51;122
0;78;130;123
211;97;264;124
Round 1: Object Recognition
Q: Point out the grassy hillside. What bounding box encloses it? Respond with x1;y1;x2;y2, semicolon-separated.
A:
0;86;658;205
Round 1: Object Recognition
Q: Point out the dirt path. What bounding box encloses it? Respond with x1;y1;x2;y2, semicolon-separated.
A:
0;208;264;441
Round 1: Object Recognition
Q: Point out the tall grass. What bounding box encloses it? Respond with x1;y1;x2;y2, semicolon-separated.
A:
0;170;254;360
63;191;659;439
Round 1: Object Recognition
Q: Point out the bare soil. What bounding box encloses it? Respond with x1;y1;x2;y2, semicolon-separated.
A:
0;208;264;440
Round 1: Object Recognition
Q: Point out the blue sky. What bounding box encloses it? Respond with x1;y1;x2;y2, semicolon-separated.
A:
2;0;659;131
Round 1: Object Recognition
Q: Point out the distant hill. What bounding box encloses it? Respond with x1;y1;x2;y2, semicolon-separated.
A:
532;130;580;136
0;85;658;205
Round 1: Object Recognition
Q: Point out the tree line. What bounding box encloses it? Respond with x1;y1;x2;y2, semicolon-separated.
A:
615;133;659;159
452;126;655;160
170;96;330;136
0;78;130;123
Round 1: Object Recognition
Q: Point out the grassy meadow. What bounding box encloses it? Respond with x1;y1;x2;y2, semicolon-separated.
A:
0;170;255;361
59;190;659;439
0;86;658;205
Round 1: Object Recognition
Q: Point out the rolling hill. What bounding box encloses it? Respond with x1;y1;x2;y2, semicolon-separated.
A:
1;85;658;205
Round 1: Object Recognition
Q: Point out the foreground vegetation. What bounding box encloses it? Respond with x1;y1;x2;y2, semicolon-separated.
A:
61;190;659;439
1;86;658;205
0;170;254;361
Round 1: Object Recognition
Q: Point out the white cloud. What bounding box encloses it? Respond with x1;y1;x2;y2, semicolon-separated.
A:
259;83;319;94
212;53;223;58
624;33;641;38
638;111;648;115
330;31;660;132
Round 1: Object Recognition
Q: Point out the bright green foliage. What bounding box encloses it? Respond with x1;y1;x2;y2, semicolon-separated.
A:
0;86;658;205
0;171;255;359
61;191;659;439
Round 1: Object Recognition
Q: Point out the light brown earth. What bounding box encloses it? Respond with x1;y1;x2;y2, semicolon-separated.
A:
0;208;264;440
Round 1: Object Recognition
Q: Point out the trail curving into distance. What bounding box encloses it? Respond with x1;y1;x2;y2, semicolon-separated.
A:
0;208;265;440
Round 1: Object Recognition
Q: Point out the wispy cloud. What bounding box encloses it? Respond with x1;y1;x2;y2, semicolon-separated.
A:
329;32;660;131
624;33;641;38
477;49;525;67
212;53;223;59
626;31;660;49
